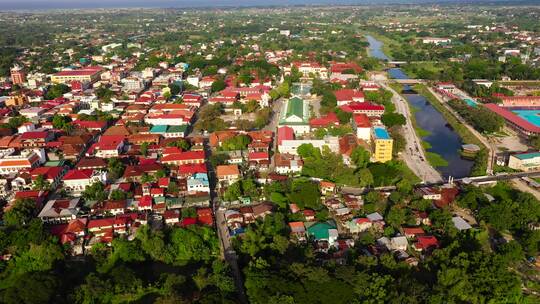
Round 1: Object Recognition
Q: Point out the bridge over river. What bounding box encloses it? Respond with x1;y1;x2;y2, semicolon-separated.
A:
390;78;425;85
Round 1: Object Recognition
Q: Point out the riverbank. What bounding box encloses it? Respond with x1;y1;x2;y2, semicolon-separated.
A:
365;32;397;60
380;82;443;182
413;84;489;176
389;82;449;169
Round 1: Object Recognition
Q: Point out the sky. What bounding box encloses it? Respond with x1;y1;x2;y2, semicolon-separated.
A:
0;0;526;10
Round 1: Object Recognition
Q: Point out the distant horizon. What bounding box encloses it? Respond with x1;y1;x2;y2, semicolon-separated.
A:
0;0;533;11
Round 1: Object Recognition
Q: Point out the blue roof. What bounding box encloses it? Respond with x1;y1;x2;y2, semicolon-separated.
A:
374;127;390;139
188;173;209;186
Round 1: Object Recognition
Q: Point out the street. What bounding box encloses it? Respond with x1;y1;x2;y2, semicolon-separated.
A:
264;98;285;171
214;200;248;304
380;82;443;183
511;179;540;201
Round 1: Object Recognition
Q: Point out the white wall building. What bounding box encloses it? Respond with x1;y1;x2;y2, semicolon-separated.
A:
279;137;340;155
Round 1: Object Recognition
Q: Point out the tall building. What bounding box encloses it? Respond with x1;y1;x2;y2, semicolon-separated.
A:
372;126;393;163
10;65;26;85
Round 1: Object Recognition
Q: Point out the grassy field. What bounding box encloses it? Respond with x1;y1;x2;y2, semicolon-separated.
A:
401;61;445;79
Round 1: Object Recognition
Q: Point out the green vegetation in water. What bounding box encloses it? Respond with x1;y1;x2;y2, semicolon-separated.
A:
426;152;449;167
413;84;488;176
422;141;432;150
417;127;432;138
389;82;436;163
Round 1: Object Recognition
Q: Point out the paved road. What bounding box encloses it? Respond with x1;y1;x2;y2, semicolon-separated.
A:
214;200;248;304
511;179;540;200
264;98;285;171
310;95;322;118
379;82;443;183
427;87;495;175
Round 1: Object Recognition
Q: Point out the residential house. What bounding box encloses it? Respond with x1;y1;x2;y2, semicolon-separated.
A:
0;149;45;175
30;166;66;189
335;89;365;106
414;236;440;252
164;210;180;225
76;157;108;170
187;173;210;193
161;151;205;166
289;222;307;241
306;221;338;247
63;169;107;195
274;153;303;175
38;198;81;223
347;218;372;233
216;165;241;186
320;181;336;195
19;131;53;148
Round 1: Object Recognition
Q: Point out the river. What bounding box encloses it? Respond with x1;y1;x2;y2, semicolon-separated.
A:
366;35;474;178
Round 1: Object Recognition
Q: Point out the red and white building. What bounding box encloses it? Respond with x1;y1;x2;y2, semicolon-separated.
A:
161;151;206;166
352;114;372;142
340;102;385;117
63;169;107;195
335;89;365;106
284;62;328;79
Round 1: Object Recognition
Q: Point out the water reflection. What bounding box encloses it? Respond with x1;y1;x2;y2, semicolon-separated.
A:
366;35;474;178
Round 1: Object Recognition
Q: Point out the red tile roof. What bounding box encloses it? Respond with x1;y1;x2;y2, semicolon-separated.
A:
248;152;269;160
30;166;63;180
139;195;153;207
277;126;294;145
334;89;364;102
73;120;107;130
414;235;440;250
178;163;208;175
403;227;425;236
88;217;114;229
484;103;540;133
340;102;384;113
330;62;363;74
161;151;205;162
309;112;340;128
54;68;101;77
63;169;94;180
353;114;371;128
180;217;197;227
20;131;48;140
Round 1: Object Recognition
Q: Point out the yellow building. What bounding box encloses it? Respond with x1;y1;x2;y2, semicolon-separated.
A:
5;95;27;107
371;126;393;163
51;68;101;84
